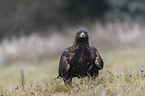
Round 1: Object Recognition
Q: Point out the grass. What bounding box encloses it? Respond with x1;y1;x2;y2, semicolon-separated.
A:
0;47;145;96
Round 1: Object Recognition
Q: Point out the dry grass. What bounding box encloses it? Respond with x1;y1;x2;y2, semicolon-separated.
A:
0;47;145;96
0;22;145;95
0;22;145;65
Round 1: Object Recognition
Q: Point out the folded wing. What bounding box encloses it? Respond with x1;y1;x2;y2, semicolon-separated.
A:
91;45;104;70
58;48;71;77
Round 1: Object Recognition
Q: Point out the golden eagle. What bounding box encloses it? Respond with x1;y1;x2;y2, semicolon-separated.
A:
58;30;104;85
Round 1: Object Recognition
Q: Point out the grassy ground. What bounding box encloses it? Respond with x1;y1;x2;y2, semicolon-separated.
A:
0;47;145;96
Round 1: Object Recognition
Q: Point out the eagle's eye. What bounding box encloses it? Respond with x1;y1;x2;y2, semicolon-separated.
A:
76;33;80;36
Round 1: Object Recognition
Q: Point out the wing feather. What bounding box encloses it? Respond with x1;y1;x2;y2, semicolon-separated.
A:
91;45;104;70
58;47;71;77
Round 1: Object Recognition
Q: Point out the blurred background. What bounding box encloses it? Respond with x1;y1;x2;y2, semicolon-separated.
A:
0;0;145;65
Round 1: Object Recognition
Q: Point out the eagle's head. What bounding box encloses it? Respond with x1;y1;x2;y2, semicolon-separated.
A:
75;30;89;43
70;29;90;52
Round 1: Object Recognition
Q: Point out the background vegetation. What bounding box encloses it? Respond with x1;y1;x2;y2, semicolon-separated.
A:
1;0;145;39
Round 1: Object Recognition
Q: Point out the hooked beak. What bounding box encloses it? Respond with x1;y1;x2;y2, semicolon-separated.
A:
79;32;86;38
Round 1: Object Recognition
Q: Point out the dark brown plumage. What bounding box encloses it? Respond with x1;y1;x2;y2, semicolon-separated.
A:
58;30;104;85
